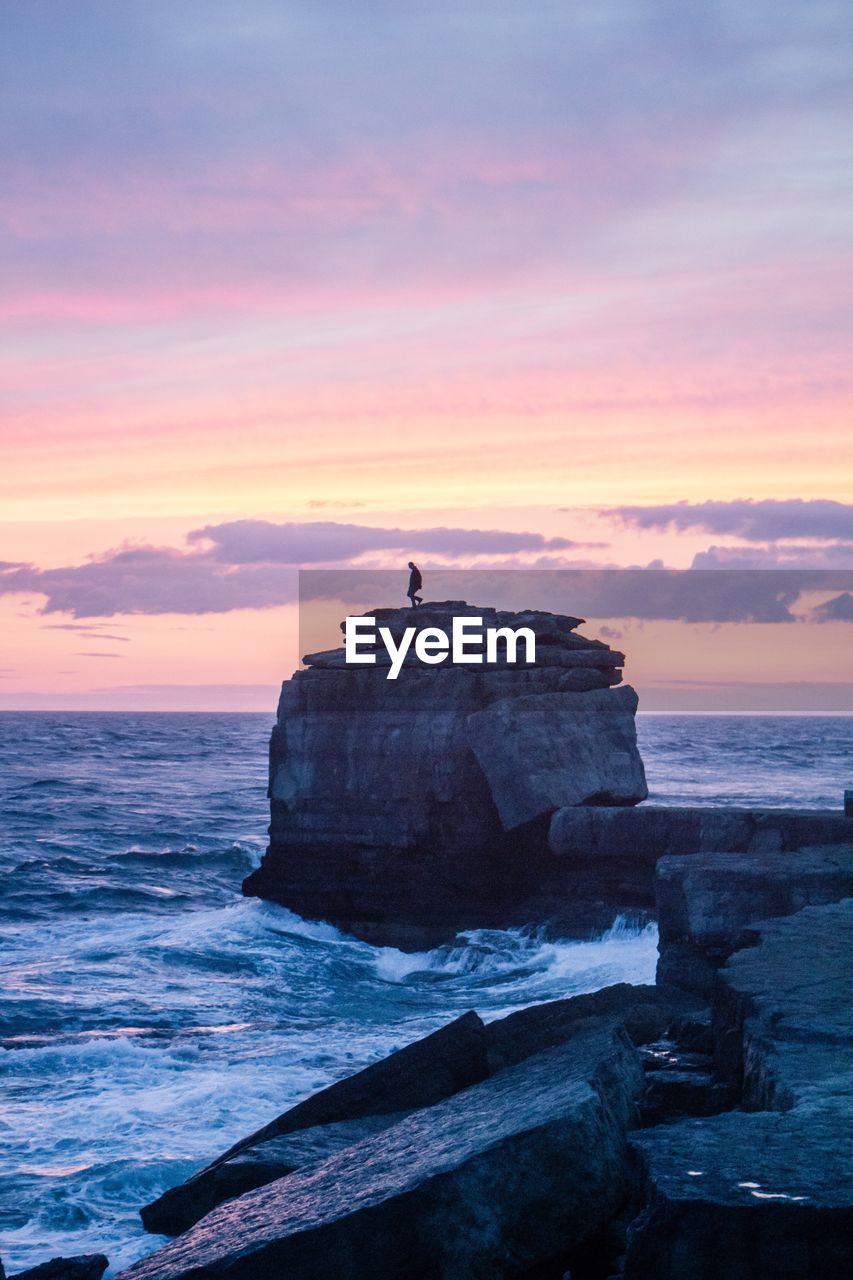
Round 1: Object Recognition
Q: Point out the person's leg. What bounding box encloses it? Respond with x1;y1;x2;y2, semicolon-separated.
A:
407;592;416;608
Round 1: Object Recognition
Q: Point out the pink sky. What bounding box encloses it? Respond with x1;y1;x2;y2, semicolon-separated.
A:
1;2;851;709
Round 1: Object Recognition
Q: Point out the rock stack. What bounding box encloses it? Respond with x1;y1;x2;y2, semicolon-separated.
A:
243;601;648;945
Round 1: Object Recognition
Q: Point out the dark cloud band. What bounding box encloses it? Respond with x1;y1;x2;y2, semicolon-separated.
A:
600;499;853;543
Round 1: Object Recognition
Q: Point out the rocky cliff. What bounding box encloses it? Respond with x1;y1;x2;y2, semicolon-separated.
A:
243;601;648;944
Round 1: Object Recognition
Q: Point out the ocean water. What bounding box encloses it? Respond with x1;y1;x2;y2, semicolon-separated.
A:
0;712;850;1274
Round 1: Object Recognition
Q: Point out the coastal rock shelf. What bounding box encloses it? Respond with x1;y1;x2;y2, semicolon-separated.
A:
243;601;649;945
626;899;853;1279
127;985;694;1279
123;896;853;1279
87;611;852;1280
655;845;853;995
125;811;853;1277
243;601;853;946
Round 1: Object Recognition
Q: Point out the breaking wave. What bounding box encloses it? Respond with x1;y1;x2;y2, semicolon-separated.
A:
1;710;849;1273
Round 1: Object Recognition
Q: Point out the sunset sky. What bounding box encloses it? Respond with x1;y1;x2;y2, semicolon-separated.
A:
2;1;851;709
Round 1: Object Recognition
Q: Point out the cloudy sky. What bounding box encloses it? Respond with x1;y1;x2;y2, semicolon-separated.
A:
2;1;851;708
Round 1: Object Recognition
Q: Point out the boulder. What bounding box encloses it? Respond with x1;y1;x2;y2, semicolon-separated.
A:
467;685;647;829
483;981;700;1074
142;1011;488;1235
625;1111;853;1280
655;846;853;995
143;984;687;1239
142;1112;410;1238
9;1260;108;1280
119;1026;645;1280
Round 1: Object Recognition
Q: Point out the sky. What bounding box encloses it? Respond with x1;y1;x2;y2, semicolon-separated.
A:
1;1;852;709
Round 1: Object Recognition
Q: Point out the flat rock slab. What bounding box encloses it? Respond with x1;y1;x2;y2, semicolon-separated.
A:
8;1260;108;1280
484;982;699;1074
625;1110;853;1280
119;1027;644;1280
142;1112;410;1238
142;1011;488;1235
549;806;853;860
467;685;647;829
144;984;688;1239
655;846;853;994
715;899;853;1110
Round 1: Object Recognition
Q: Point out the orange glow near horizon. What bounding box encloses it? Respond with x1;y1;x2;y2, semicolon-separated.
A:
2;6;851;706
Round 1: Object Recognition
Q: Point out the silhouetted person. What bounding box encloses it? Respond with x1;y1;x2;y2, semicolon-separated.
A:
407;561;423;607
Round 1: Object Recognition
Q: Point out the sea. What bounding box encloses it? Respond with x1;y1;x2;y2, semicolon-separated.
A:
1;712;851;1274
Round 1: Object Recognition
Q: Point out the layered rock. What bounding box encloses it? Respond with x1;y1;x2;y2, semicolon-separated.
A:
625;901;853;1279
544;810;853;956
123;1027;644;1279
655;845;853;995
548;805;853;861
123;983;702;1279
140;984;690;1240
141;1011;489;1236
244;601;648;945
3;1260;108;1280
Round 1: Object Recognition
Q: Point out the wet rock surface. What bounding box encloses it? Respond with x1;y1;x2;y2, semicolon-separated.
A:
625;1110;852;1280
141;984;689;1240
122;1025;646;1280
7;1260;108;1280
625;900;853;1278
655;845;853;995
123;877;851;1277
141;1011;488;1236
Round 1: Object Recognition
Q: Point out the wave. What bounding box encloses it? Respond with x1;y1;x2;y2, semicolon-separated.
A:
372;916;658;1004
3;709;849;1272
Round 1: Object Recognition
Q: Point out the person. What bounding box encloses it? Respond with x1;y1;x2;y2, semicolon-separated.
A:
406;561;423;607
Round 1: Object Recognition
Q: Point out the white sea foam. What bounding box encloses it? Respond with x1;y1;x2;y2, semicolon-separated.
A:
2;709;849;1273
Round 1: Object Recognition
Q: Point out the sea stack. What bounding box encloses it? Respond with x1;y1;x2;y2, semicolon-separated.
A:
243;601;648;946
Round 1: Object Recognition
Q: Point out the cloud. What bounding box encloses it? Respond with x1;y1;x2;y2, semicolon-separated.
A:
602;499;853;542
690;543;853;569
307;500;367;509
5;0;851;324
0;521;590;618
42;623;131;641
2;525;852;623
188;520;588;563
301;566;853;624
0;548;299;618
